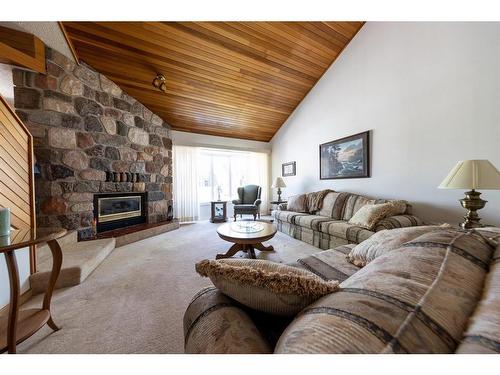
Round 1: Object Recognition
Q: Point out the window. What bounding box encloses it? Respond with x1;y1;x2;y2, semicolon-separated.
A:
198;148;268;205
173;145;269;222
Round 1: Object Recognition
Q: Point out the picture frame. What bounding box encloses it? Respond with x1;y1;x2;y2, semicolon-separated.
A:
319;131;370;180
282;161;296;177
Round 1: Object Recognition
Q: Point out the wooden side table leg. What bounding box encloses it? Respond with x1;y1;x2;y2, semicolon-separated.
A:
4;252;20;354
43;239;62;331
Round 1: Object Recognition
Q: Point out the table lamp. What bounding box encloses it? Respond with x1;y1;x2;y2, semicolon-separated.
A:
272;177;286;202
438;159;500;229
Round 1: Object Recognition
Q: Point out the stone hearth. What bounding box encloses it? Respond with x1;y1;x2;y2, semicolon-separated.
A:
13;47;173;239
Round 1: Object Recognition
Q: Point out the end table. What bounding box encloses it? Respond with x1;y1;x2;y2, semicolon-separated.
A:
210;201;228;223
0;228;66;354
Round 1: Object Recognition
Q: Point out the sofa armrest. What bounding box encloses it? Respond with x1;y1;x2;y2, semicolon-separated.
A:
254;199;262;207
232;199;241;205
374;215;424;231
184;287;271;354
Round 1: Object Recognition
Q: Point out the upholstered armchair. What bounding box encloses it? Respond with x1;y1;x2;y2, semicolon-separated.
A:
232;185;262;221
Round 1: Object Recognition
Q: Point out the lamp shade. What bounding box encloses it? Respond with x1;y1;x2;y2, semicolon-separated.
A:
438;160;500;190
271;177;286;188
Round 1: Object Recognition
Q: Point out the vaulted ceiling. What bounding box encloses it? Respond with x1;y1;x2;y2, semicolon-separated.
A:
62;22;364;142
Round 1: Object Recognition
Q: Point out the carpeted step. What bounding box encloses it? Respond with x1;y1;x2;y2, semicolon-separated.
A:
30;235;116;295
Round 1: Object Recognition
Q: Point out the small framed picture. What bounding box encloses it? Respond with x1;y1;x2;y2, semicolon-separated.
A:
282;161;296;177
319;131;370;180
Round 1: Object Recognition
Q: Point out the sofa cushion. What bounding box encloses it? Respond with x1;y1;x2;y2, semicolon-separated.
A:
275;229;494;353
293;214;334;231
347;225;447;267
184;286;272;354
297;245;360;282
320;220;374;243
195;259;339;316
374;214;424;231
233;204;259;213
341;194;379;221
287;194;308;213
456;227;500;353
273;210;308;224
348;202;399;230
317;192;351;219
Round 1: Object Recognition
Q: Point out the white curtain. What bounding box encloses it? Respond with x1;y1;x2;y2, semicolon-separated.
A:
173;145;199;222
245;152;269;214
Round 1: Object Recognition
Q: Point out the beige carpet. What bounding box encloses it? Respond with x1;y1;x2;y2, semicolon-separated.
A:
16;219;319;353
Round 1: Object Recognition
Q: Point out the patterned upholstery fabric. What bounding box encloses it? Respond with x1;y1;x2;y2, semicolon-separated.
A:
341;194;379;221
297;245;359;282
456;228;500;354
348;202;399;230
287;194;308;213
195;259;339;316
275;229;494;353
272;210;308;224
294;215;335;231
347;225;447;267
273;192;423;250
184;287;271;353
375;215;424;231
317;192;351;219
320;221;374;243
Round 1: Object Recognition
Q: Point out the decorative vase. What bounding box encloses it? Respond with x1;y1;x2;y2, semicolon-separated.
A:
0;208;11;237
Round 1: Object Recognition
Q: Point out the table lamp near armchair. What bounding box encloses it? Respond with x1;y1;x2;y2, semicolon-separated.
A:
271;177;286;202
439;159;500;229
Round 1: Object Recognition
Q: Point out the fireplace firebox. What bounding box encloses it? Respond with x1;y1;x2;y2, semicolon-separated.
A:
94;192;147;233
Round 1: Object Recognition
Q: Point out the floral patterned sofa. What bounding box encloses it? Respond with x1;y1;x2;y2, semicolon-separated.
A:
272;191;424;249
184;227;500;354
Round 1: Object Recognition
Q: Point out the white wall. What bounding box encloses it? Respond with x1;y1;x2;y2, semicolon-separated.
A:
172;130;271;153
271;22;500;226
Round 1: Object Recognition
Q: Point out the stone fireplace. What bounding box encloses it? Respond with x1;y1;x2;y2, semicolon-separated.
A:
13;47;174;239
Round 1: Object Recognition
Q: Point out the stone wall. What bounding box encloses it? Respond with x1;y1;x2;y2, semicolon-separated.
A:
13;47;173;239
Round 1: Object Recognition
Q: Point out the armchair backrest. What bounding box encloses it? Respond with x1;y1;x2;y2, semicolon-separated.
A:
237;185;262;204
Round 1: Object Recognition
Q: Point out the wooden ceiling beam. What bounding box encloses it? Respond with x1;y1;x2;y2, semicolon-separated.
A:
0;25;45;73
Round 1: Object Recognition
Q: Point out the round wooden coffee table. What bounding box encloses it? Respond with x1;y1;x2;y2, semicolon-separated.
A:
216;221;277;259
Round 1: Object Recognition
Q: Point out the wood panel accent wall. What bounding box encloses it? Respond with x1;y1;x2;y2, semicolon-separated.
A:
0;95;36;271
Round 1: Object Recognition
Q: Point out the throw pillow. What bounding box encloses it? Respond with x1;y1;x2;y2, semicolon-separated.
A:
347;225;449;267
348;202;395;230
195;259;339;316
387;200;409;215
286;194;308;213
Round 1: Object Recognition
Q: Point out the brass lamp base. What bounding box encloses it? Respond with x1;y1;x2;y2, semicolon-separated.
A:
459;189;487;229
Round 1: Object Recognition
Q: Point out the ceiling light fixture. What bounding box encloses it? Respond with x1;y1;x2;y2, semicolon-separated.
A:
152;73;167;93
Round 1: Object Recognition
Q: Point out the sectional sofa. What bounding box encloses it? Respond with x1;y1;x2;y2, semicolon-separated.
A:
272;191;424;249
184;226;500;353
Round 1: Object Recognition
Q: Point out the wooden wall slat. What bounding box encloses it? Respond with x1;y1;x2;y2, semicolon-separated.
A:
0;95;35;273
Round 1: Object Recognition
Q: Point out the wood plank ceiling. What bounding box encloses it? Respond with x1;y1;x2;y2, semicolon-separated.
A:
62;22;364;142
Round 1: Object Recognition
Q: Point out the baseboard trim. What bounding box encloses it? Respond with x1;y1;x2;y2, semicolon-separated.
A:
0;288;33;317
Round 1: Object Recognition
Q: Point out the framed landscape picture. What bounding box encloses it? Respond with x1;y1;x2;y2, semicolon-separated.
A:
319;131;370;180
282;161;296;177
